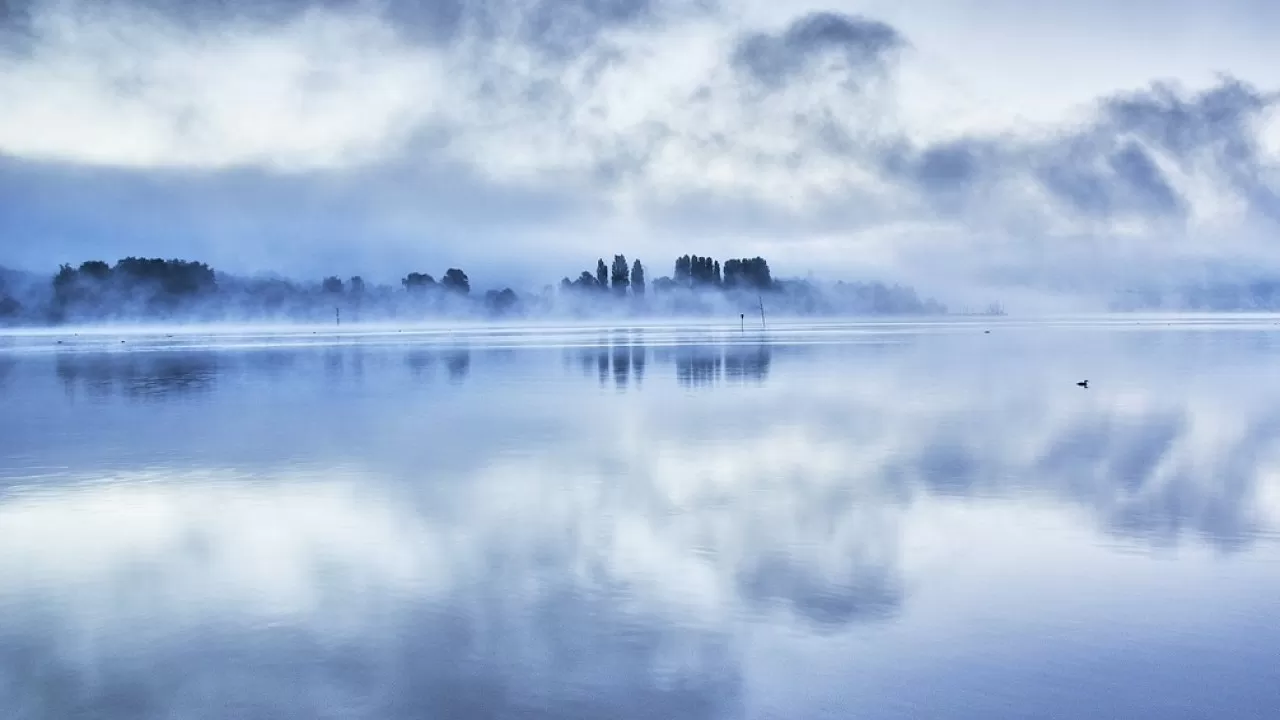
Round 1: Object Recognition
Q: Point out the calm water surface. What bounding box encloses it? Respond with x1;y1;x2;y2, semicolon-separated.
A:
1;319;1279;719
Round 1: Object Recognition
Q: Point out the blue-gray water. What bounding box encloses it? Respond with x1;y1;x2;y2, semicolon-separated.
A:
2;319;1279;719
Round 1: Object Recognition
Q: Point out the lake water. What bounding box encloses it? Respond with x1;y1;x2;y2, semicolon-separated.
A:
1;318;1279;719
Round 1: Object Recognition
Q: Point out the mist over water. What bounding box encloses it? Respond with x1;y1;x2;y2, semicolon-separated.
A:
2;319;1279;719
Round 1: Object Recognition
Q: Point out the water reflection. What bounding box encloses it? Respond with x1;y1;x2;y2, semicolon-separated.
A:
736;546;903;630
324;346;346;380
240;349;297;378
55;351;219;399
0;477;746;719
1025;407;1280;551
11;329;1280;557
1;325;1280;718
568;342;770;389
723;344;771;384
402;348;434;379
675;346;721;387
613;345;630;389
667;344;772;387
445;348;470;383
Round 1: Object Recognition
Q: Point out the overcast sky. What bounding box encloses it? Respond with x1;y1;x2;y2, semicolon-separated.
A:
3;0;1280;306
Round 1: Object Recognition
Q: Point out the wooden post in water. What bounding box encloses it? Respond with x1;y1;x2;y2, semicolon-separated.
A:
758;296;766;330
740;313;745;332
335;307;340;327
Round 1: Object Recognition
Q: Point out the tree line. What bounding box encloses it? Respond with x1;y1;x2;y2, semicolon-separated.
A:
51;258;216;318
559;254;775;297
0;252;952;325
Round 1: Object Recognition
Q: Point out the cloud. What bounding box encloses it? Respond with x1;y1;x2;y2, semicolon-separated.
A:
3;0;1280;304
0;2;446;170
0;0;726;175
859;78;1280;305
730;11;904;89
887;79;1277;226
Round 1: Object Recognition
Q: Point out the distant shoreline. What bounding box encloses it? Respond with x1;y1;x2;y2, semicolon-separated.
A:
0;255;953;326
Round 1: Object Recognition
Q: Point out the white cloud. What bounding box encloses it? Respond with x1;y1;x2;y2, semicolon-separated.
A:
0;5;445;170
4;0;1280;303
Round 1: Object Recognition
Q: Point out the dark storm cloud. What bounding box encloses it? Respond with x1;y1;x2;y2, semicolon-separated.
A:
0;0;343;32
1031;139;1181;218
1037;143;1152;219
519;0;664;59
1100;78;1270;161
913;140;984;189
876;137;998;209
1053;79;1271;214
0;0;22;23
1107;142;1181;213
386;0;684;57
1023;80;1274;219
0;0;683;52
871;77;1276;232
731;11;905;88
1092;78;1280;226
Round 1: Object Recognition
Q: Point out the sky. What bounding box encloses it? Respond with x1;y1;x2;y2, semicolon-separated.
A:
3;0;1280;308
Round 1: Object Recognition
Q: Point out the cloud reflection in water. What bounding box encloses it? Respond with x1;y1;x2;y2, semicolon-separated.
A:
1;324;1279;718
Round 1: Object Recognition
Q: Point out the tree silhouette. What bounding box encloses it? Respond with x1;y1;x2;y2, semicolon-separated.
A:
79;261;110;281
52;264;82;309
679;255;717;286
51;258;217;318
402;272;437;291
442;268;470;294
27;248;843;323
113;257;215;296
484;288;519;315
632;259;646;297
722;259;741;288
0;295;19;319
723;257;773;290
611;254;629;296
674;255;691;286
